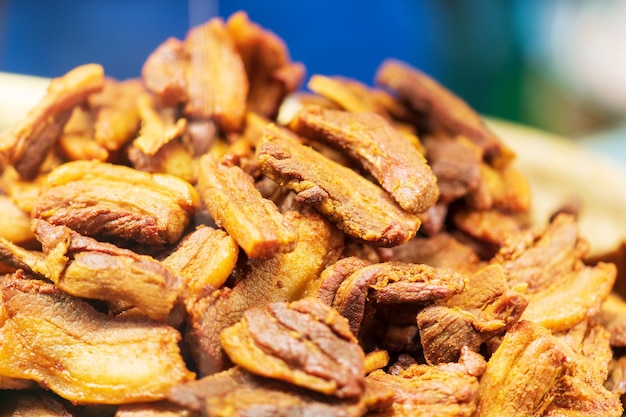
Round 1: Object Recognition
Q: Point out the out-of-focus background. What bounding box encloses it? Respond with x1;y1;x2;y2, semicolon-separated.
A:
2;0;626;164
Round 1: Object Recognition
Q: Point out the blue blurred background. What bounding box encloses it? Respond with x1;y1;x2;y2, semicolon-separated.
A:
2;0;626;151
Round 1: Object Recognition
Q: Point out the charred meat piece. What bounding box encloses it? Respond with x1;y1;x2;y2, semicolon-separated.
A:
0;64;104;180
221;298;365;399
169;366;393;417
185;18;248;133
197;153;297;259
142;37;189;107
375;59;510;164
226;11;305;119
289;105;438;214
88;78;144;151
0;274;194;404
32;160;199;246
186;211;344;375
29;219;182;321
256;125;421;247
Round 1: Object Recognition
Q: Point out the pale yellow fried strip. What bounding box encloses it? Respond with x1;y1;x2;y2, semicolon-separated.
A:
133;93;187;156
1;276;194;404
0;64;104;179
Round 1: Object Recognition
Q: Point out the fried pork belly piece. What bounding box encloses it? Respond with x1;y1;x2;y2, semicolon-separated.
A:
367;348;484;417
474;320;570;417
58;132;109;163
197;153;297;259
57;105;110;162
32;219;182;321
187;211;344;375
606;356;626;404
162;225;239;306
590;240;626;298
314;259;465;337
545;319;623;416
185;18;248;133
494;214;585;290
0;390;72;416
0;195;35;246
306;76;425;153
127;138;198;184
452;208;528;247
465;162;531;212
375;59;511;164
597;293;626;347
306;256;372;305
0;64;104;180
493;214;616;332
0;219;183;321
88;78;143;151
417;264;528;364
0;274;194;404
221;298;365;399
417;305;502;365
307;75;390;115
389;232;483;274
423;134;481;203
256;126;421;246
364;349;391;374
226;11;305;118
142;37;189;106
447;264;528;329
523;260;615;333
32;160;199;246
132;93;187;156
235;111;274;148
115;401;198;417
289;105;438;214
169;366;393;417
1;166;47;214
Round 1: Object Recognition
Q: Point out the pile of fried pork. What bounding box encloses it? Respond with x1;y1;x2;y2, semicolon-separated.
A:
0;11;625;417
